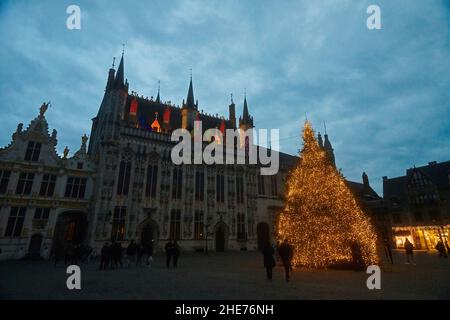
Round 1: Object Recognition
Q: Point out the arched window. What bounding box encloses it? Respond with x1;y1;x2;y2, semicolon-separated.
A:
117;153;132;196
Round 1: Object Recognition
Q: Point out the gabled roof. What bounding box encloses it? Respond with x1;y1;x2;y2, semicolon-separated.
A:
406;161;450;189
383;160;450;201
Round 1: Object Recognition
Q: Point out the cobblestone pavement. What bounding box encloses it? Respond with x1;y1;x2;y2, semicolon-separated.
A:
1;250;449;299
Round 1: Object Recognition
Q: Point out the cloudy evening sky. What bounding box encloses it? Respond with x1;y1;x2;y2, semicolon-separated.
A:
0;0;449;195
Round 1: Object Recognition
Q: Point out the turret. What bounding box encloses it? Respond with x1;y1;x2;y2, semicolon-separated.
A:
323;133;335;167
181;76;198;131
229;94;236;129
317;132;323;148
238;94;254;131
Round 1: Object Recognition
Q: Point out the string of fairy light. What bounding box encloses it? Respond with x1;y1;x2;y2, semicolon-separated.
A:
277;121;379;268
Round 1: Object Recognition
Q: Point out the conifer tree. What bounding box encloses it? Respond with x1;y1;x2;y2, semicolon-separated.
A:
277;121;379;268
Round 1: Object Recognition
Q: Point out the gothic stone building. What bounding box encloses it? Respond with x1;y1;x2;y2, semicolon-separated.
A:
86;54;300;254
0;53;379;260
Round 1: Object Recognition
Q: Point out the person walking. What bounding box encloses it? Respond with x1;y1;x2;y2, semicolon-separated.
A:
136;242;144;267
165;241;174;268
350;240;365;271
404;238;415;264
278;239;294;282
99;242;111;270
262;243;276;280
116;242;123;268
145;241;154;267
383;237;394;264
53;242;64;266
173;240;180;267
126;240;137;267
435;240;448;258
65;243;75;266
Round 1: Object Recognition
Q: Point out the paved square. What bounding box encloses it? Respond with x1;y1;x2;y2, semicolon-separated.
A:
1;250;449;299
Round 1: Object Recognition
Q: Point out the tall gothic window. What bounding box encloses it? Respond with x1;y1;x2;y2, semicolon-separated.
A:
194;210;204;240
258;175;265;195
216;174;225;203
172;167;183;199
145;165;158;198
111;206;126;241
16;172;34;195
34;207;50;220
117;160;132;195
64;177;87;199
24;141;41;162
0;170;11;194
5;207;26;237
270;176;278;196
236;176;244;204
237;213;246;240
39;174;57;197
195;171;205;201
170;209;181;240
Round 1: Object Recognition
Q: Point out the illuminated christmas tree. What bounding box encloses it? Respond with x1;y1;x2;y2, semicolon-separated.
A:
277;121;379;268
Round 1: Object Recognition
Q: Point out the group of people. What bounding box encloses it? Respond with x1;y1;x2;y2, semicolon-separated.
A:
98;239;181;270
53;242;93;266
262;240;294;282
403;238;449;264
99;240;155;270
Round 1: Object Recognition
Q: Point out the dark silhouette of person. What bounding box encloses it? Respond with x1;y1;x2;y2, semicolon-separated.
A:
53;242;64;266
383;237;394;264
173;240;180;267
350;240;365;271
126;240;137;267
116;242;123;268
136;242;143;266
262;243;276;280
145;241;154;267
435;240;448;258
165;241;174;268
99;242;111;270
404;238;415;264
110;241;117;269
278;240;294;282
74;244;83;264
64;242;75;266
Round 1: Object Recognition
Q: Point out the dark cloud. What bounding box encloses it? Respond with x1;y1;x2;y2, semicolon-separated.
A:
0;0;449;195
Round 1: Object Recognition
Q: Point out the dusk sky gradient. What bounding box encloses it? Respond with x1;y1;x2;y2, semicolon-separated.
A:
0;0;449;195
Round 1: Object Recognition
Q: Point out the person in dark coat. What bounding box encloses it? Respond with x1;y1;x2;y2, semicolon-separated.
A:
145;241;154;267
53;242;64;266
116;242;123;268
278;240;294;282
136;242;143;266
383;237;394;264
173;240;180;267
435;240;448;258
99;242;111;270
65;243;75;266
126;240;137;267
165;241;174;268
262;243;276;280
404;238;415;264
350;240;365;271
